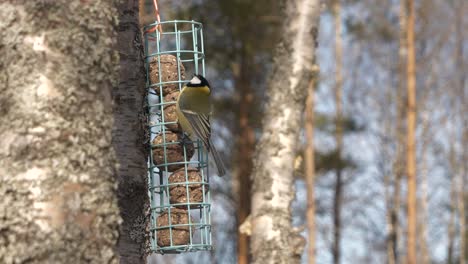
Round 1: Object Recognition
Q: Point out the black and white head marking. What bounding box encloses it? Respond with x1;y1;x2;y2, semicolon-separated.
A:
187;74;210;88
190;75;202;85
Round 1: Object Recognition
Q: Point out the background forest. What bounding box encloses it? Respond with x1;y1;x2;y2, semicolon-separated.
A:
143;0;467;263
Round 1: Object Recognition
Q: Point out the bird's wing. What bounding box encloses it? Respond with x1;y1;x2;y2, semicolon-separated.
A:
181;110;211;150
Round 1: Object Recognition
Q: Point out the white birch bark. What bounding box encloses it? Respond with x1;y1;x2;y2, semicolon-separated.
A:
250;1;321;263
0;1;120;263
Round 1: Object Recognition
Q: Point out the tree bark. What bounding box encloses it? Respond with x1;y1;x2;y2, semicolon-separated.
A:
250;0;320;263
305;77;318;264
332;1;344;263
0;1;120;263
405;0;417;263
114;0;149;263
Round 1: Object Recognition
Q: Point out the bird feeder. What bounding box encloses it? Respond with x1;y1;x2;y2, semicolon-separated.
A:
143;20;212;254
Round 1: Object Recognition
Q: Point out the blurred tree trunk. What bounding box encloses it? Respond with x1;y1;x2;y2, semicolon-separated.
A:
405;0;417;263
384;173;393;264
390;2;407;262
447;145;457;264
250;0;320;263
447;210;455;264
139;0;145;25
0;1;120;263
416;110;431;264
235;49;255;264
114;0;149;263
418;154;429;264
305;77;318;264
457;144;468;264
454;1;466;262
418;148;430;264
384;110;396;264
332;1;344;263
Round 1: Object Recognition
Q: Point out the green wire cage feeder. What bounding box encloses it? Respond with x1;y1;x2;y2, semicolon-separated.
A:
143;20;212;254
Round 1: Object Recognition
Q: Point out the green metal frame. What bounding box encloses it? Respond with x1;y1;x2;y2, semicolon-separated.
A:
143;20;212;254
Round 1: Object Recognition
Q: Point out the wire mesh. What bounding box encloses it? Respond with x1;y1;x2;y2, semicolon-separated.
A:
143;20;212;254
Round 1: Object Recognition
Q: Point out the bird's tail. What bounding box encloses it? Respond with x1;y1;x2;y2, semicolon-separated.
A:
208;139;226;176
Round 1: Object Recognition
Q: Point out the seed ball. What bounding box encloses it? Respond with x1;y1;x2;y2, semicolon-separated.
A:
162;91;181;132
156;208;194;247
152;131;194;172
168;167;207;209
149;55;185;96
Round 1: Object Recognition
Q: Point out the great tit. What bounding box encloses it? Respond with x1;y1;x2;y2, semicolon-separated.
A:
176;74;226;176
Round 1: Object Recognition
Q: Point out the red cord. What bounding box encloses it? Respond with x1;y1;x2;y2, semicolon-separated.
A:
145;0;163;34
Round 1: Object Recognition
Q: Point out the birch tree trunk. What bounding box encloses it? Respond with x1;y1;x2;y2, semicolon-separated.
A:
332;1;344;263
405;0;417;263
305;77;318;264
0;1;120;263
114;0;149;263
250;0;320;263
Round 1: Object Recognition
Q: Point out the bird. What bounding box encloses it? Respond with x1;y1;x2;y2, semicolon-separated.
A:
176;74;226;176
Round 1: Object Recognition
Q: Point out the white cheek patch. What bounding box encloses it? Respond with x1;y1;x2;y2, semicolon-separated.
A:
190;76;201;84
